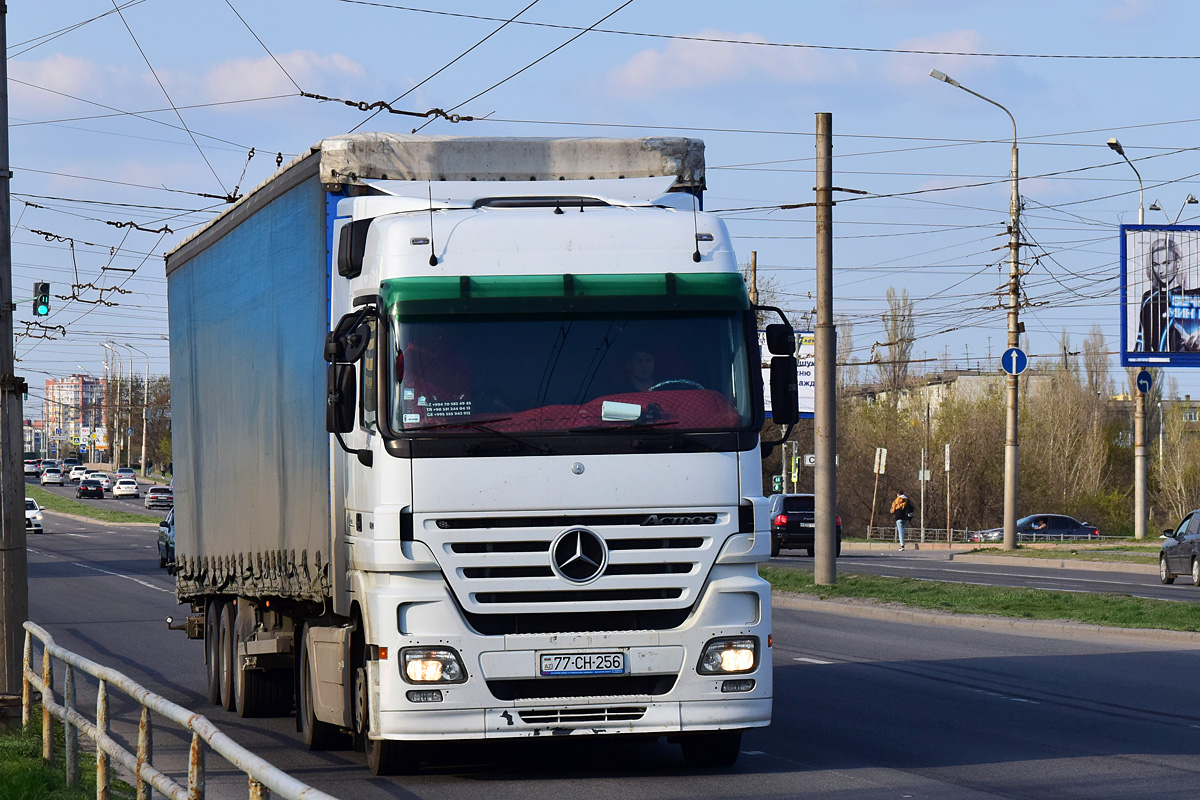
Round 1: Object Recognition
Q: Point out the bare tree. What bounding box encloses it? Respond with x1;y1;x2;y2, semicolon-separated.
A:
836;314;858;391
1082;324;1109;396
876;287;914;397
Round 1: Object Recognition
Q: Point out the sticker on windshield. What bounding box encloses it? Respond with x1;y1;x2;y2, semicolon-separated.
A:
417;395;427;407
403;413;421;424
403;388;415;400
425;400;472;417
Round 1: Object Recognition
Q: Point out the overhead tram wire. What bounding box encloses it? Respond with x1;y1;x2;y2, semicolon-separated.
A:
6;0;148;58
350;0;543;134
411;0;636;134
328;1;1200;60
110;1;234;201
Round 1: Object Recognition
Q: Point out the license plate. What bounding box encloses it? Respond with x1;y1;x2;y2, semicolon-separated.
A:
539;651;626;676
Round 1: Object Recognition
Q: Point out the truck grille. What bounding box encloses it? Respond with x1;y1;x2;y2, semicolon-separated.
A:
421;511;726;620
518;706;647;724
488;675;676;701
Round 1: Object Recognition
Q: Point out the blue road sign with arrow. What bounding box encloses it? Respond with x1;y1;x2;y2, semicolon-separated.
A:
1137;369;1153;394
1001;347;1028;376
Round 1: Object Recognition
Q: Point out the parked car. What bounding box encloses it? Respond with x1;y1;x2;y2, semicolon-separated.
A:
68;465;90;483
1159;510;1200;585
112;479;140;498
769;493;843;557
40;468;65;486
75;479;104;499
157;508;175;569
144;486;173;510
24;460;39;476
25;498;42;534
86;471;112;490
969;514;1100;543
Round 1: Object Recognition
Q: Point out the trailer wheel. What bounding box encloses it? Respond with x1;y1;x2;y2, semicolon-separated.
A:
233;604;293;718
205;599;224;706
217;602;236;711
299;626;342;750
680;730;743;769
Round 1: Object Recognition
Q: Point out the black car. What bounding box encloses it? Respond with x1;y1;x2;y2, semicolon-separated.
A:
1159;510;1200;585
969;514;1100;543
769;493;842;557
75;479;104;499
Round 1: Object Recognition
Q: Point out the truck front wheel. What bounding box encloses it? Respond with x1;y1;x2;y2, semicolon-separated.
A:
680;730;743;769
353;635;419;775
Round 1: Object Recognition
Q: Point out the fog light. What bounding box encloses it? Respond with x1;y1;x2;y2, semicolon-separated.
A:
406;689;444;703
721;679;756;693
401;647;467;684
697;637;758;675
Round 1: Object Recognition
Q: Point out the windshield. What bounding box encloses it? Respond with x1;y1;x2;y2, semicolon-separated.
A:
383;273;755;435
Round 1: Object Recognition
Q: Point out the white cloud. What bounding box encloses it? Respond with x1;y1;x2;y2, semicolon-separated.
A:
203;51;366;103
1104;0;1160;22
607;29;854;95
885;30;989;85
10;55;115;111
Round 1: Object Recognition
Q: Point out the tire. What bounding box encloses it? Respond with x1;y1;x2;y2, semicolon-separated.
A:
1160;556;1175;585
353;625;419;775
1192;558;1200;587
218;602;236;711
158;552;167;569
299;627;342;750
205;599;224;706
835;536;842;558
680;730;743;769
233;604;292;718
770;536;780;558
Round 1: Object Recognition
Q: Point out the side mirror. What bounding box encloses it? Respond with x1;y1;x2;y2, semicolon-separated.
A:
764;323;796;356
769;356;799;425
325;307;373;364
326;364;357;433
1163;529;1176;538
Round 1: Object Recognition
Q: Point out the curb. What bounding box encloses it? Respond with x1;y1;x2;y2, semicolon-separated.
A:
770;590;1200;645
41;509;161;528
946;552;1157;575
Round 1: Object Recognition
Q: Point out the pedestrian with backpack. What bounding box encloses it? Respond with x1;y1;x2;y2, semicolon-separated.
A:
891;491;914;551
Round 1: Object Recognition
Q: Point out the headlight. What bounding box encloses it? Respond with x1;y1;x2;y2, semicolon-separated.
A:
34;513;42;522
697;636;758;675
401;647;467;684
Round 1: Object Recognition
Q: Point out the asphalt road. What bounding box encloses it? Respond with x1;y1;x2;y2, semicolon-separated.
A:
769;550;1200;603
25;515;1200;799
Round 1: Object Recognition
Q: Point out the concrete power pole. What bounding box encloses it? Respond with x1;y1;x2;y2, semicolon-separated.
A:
0;6;29;707
814;112;837;586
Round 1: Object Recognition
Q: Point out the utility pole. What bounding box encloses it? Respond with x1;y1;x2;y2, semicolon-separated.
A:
748;250;758;305
0;6;29;708
814;112;837;586
930;70;1021;551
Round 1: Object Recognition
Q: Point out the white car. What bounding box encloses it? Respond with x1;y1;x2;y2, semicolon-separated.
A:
112;479;140;498
40;468;65;486
25;498;42;534
24;460;39;476
86;471;112;490
68;465;90;483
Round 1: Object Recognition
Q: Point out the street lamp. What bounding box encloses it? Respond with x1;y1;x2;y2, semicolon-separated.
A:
930;69;1022;551
1107;138;1144;224
1176;194;1198;224
123;343;150;477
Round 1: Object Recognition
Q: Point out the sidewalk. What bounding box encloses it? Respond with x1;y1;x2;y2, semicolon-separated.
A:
841;540;1157;575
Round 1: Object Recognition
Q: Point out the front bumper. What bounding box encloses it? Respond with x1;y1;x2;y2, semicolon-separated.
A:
361;564;773;742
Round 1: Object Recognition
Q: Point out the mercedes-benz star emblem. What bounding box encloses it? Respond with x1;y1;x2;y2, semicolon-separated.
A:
550;528;608;584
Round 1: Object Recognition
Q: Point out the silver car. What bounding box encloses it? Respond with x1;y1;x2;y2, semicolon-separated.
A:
40;468;65;486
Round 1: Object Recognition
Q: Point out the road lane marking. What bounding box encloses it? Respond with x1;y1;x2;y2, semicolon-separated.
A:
794;657;835;664
72;562;173;594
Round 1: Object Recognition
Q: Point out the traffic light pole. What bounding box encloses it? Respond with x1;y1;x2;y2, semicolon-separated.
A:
0;7;29;709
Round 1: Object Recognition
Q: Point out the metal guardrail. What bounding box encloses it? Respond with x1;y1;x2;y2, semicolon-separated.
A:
22;620;340;800
865;526;1124;544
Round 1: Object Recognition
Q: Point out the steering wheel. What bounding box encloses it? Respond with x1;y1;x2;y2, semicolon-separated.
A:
649;378;704;391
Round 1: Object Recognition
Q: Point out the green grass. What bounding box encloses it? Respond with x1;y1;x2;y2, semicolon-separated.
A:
965;546;1159;565
25;485;159;524
761;565;1200;632
0;709;134;800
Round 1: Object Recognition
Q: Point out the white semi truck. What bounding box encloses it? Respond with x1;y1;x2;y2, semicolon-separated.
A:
164;134;800;774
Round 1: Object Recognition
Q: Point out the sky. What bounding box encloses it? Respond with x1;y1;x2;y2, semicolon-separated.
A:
12;0;1200;425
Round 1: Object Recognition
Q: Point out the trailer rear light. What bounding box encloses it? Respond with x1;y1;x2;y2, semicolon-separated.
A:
697;636;757;675
401;647;467;684
772;514;787;527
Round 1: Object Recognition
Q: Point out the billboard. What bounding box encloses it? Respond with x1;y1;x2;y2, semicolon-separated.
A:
1122;224;1200;366
761;330;815;419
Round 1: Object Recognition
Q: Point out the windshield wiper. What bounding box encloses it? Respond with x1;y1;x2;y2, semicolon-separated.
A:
569;419;721;452
408;417;551;454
